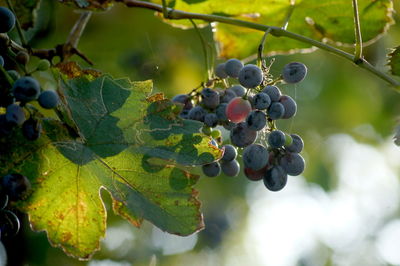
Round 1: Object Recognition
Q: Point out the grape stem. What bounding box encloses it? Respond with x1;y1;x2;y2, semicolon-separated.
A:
352;0;363;63
118;0;400;89
189;19;212;80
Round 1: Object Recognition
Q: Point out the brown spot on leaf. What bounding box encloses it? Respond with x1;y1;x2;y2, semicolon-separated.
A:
56;62;101;79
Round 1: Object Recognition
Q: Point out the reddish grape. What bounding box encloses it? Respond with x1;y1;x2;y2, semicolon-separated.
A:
225;97;252;123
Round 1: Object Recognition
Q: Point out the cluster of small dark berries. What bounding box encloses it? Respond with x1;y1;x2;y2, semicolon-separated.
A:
172;58;307;192
0;7;59;141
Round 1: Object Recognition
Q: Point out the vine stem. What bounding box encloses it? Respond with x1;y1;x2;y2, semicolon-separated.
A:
118;0;400;89
352;0;363;62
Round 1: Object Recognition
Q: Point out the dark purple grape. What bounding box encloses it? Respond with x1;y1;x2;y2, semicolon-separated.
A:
5;104;25;126
0;7;15;33
280;152;305;176
202;162;221;177
279;95;297;119
243;144;269;170
215;63;228;79
221;159;240;177
221;144;237;162
246;110;266;131
225;59;244;78
253;92;271;110
285;134;304;153
172;94;193;110
230;85;246;97
1;173;31;201
282;62;307;83
22;118;42;141
268;130;286;148
12;77;40;102
262;85;282;102
204;113;218;127
268;102;285;120
188;106;207;121
230;122;257;148
263;166;287;191
220;89;237;104
216;103;228;121
201;88;220;109
238;64;263;88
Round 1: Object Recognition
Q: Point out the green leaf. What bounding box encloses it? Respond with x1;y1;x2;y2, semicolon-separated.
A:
388;46;400;77
0;0;41;29
151;0;394;58
2;73;221;259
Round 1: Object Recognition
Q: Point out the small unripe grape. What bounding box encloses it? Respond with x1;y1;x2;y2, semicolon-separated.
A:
224;59;244;78
238;64;263;88
226;97;252;123
211;129;221;138
37;59;51;71
282;62;307;83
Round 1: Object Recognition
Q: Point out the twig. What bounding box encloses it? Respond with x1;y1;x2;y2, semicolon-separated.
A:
118;0;400;89
352;0;363;63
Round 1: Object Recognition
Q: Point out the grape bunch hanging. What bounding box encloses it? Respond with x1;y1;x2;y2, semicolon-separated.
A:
0;7;60;238
172;58;307;192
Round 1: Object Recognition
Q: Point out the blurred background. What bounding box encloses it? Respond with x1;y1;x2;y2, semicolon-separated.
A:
2;0;400;265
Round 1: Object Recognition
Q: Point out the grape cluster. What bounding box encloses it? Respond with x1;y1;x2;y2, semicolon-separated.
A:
0;8;59;141
172;59;307;192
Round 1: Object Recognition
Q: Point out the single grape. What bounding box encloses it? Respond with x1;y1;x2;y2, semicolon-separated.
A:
225;59;244;78
22;118;42;141
37;59;51;71
246;110;266;131
0;56;4;67
204;113;218;127
6;104;25;126
253;92;271;110
215;63;228;79
268;102;285;120
0;7;15;33
180;109;190;119
7;70;20;81
263;166;288;192
38;90;59;109
221;144;237;162
244;166;267;181
15;51;29;65
1;173;31;201
238;64;263;88
279;95;297;119
230;85;246;97
201;88;220;109
268;130;286;148
230;122;258;148
12;76;40;102
216;103;228;121
226;97;252;123
0;114;14;136
172;94;193;110
202;162;221;177
220;89;237;103
280;152;305;176
188;106;207;122
282;62;307;83
243;144;269;171
285;134;304;153
211;129;221;138
262;85;281;102
221;159;240;177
